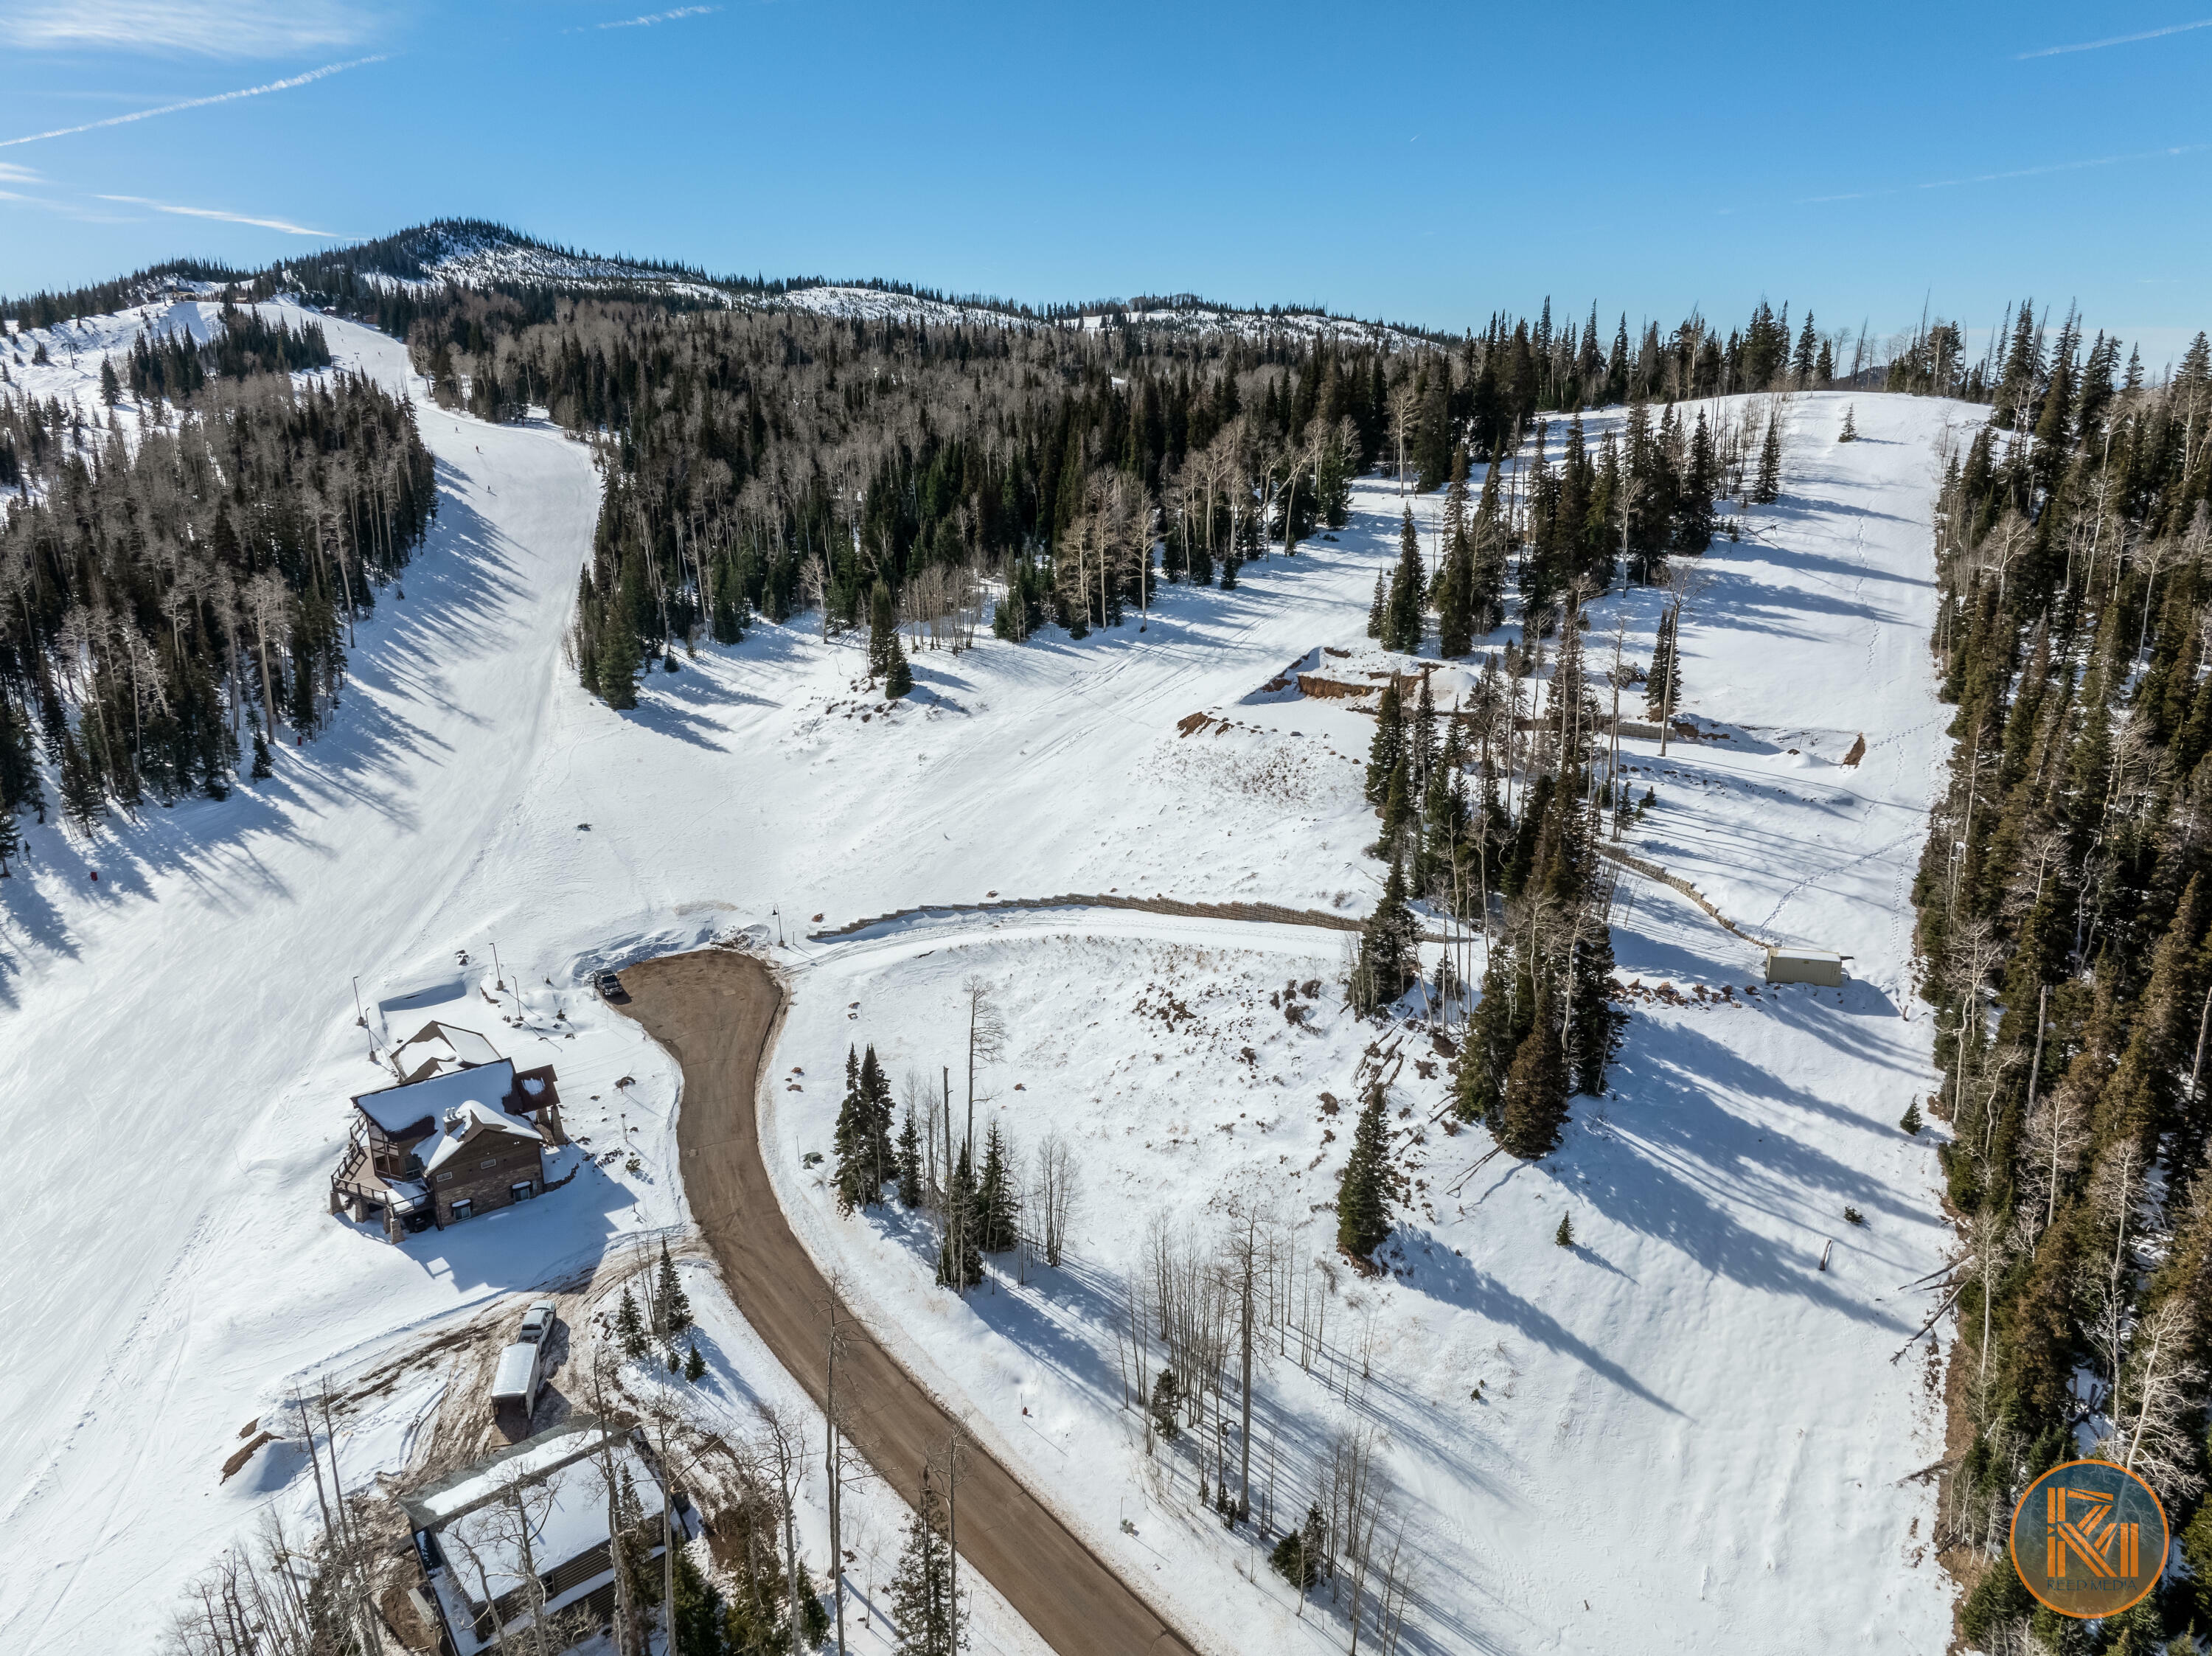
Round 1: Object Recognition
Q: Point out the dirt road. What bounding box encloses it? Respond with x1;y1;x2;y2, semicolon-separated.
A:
616;950;1200;1656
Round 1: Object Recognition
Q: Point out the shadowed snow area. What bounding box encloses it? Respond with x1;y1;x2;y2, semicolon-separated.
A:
0;300;1969;1655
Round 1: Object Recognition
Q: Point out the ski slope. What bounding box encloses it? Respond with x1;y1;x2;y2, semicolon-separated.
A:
0;300;1975;1654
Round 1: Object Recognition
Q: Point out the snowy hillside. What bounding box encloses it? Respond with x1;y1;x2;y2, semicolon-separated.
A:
271;220;1436;346
0;285;1977;1653
757;394;1976;1654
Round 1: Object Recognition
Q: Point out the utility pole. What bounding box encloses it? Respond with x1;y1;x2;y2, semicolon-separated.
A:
824;1288;852;1656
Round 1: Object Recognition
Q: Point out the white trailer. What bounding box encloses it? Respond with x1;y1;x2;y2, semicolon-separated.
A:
490;1341;543;1438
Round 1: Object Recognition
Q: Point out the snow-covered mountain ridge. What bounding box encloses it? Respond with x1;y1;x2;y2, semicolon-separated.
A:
271;220;1439;346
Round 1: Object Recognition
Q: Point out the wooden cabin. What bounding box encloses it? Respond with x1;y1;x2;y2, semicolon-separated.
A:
330;1026;565;1238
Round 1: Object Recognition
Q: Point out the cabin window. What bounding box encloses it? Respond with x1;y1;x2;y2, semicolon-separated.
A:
511;1182;536;1202
437;1172;453;1183
479;1157;497;1169
451;1199;473;1221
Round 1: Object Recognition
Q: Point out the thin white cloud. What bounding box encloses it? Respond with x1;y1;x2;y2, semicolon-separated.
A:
2017;17;2212;58
1798;142;2208;203
0;1;372;59
97;192;341;237
0;163;41;183
1916;143;2208;189
0;55;388;149
585;6;720;30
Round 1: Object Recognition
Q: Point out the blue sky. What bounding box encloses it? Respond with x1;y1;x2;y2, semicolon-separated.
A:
2;1;2208;361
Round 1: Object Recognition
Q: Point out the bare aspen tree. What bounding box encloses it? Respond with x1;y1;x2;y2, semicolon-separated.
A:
1218;1188;1281;1520
961;978;1005;1158
1031;1130;1077;1267
2107;1298;2208;1501
755;1401;810;1656
2020;1073;2089;1235
1387;382;1419;493
245;570;291;741
929;1430;974;1656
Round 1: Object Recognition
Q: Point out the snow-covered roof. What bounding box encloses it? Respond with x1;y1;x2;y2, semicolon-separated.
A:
421;1099;540;1175
411;1427;664;1653
354;1060;516;1136
393;1020;503;1078
1766;947;1843;964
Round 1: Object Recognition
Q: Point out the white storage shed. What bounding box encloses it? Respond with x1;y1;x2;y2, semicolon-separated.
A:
1764;946;1848;987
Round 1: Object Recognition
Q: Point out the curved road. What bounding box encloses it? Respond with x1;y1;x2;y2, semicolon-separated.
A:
615;950;1200;1656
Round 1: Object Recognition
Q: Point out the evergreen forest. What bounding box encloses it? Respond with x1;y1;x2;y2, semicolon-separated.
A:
0;302;436;852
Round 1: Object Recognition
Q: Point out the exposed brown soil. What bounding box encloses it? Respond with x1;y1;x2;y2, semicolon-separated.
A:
616;949;1202;1656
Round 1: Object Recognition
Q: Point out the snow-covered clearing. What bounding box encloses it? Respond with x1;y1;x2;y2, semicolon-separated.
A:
0;296;1975;1656
759;393;1983;1653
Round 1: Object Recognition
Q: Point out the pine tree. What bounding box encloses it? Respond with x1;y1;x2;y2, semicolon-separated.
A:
1363;679;1405;805
250;728;273;779
1436;523;1475;657
57;728;104;837
1500;994;1570;1158
616;1286;648;1357
1899;1099;1924;1136
1568;919;1627;1097
1335;1082;1394;1258
1673;411;1716;552
669;1543;722;1656
936;1144;982;1290
888;1481;958;1655
597;583;644;709
1753;417;1783;504
896;1100;923;1206
1382;505;1426;653
656;1241;692;1335
1839;405;1859;442
1366;568;1388;639
976;1119;1019;1252
1377;756;1413;862
832;1044;881;1213
1411;669;1438;782
1351;856;1418;1016
1555;1211;1574;1248
868;580;899;683
99;357;120;407
1149;1368;1183;1441
860;1044;896;1197
683;1340;706;1382
1269;1503;1325;1593
0;693;45;838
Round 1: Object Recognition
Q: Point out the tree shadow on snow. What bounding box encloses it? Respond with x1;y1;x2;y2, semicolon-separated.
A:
0;470;548;998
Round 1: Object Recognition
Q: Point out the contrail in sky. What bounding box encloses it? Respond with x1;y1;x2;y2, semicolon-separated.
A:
97;193;341;237
2017;18;2212;58
0;55;388;149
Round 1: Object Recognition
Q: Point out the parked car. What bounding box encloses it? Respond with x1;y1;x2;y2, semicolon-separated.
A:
518;1301;557;1344
594;970;627;1001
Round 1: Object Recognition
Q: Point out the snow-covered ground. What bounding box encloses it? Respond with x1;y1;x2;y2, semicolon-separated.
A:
754;394;1978;1653
0;298;1975;1654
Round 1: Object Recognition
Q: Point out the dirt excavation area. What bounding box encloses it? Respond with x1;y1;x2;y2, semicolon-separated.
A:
619;948;1197;1656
